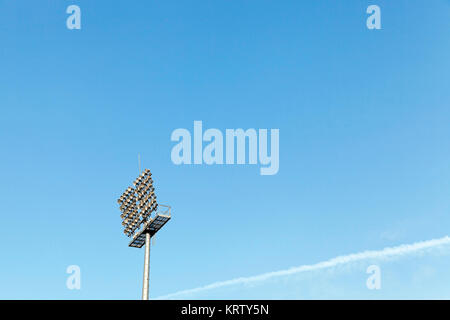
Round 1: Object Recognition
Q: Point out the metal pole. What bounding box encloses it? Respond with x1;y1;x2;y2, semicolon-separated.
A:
142;232;151;300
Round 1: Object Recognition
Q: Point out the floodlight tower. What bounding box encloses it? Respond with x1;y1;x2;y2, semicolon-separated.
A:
117;169;171;300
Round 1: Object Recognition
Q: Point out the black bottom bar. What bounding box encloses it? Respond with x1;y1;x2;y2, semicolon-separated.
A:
1;300;445;318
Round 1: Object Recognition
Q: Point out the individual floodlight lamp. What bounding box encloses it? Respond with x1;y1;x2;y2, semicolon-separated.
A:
117;169;171;300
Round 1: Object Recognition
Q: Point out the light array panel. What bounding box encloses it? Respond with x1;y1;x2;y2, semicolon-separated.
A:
117;169;158;237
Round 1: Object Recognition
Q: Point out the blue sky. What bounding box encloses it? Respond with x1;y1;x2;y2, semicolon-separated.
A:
0;0;449;299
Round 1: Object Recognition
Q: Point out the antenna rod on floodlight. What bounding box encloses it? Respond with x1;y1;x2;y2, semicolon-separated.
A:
138;154;141;174
116;169;171;300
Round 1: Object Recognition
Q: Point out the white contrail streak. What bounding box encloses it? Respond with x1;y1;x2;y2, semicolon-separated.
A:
156;236;450;299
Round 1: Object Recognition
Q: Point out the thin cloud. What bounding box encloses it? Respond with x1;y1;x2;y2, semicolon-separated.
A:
156;236;450;299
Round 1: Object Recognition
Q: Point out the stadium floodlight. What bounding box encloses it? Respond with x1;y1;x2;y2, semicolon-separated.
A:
117;169;171;300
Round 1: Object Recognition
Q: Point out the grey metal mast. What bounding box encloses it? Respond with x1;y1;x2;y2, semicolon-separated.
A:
142;232;151;300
